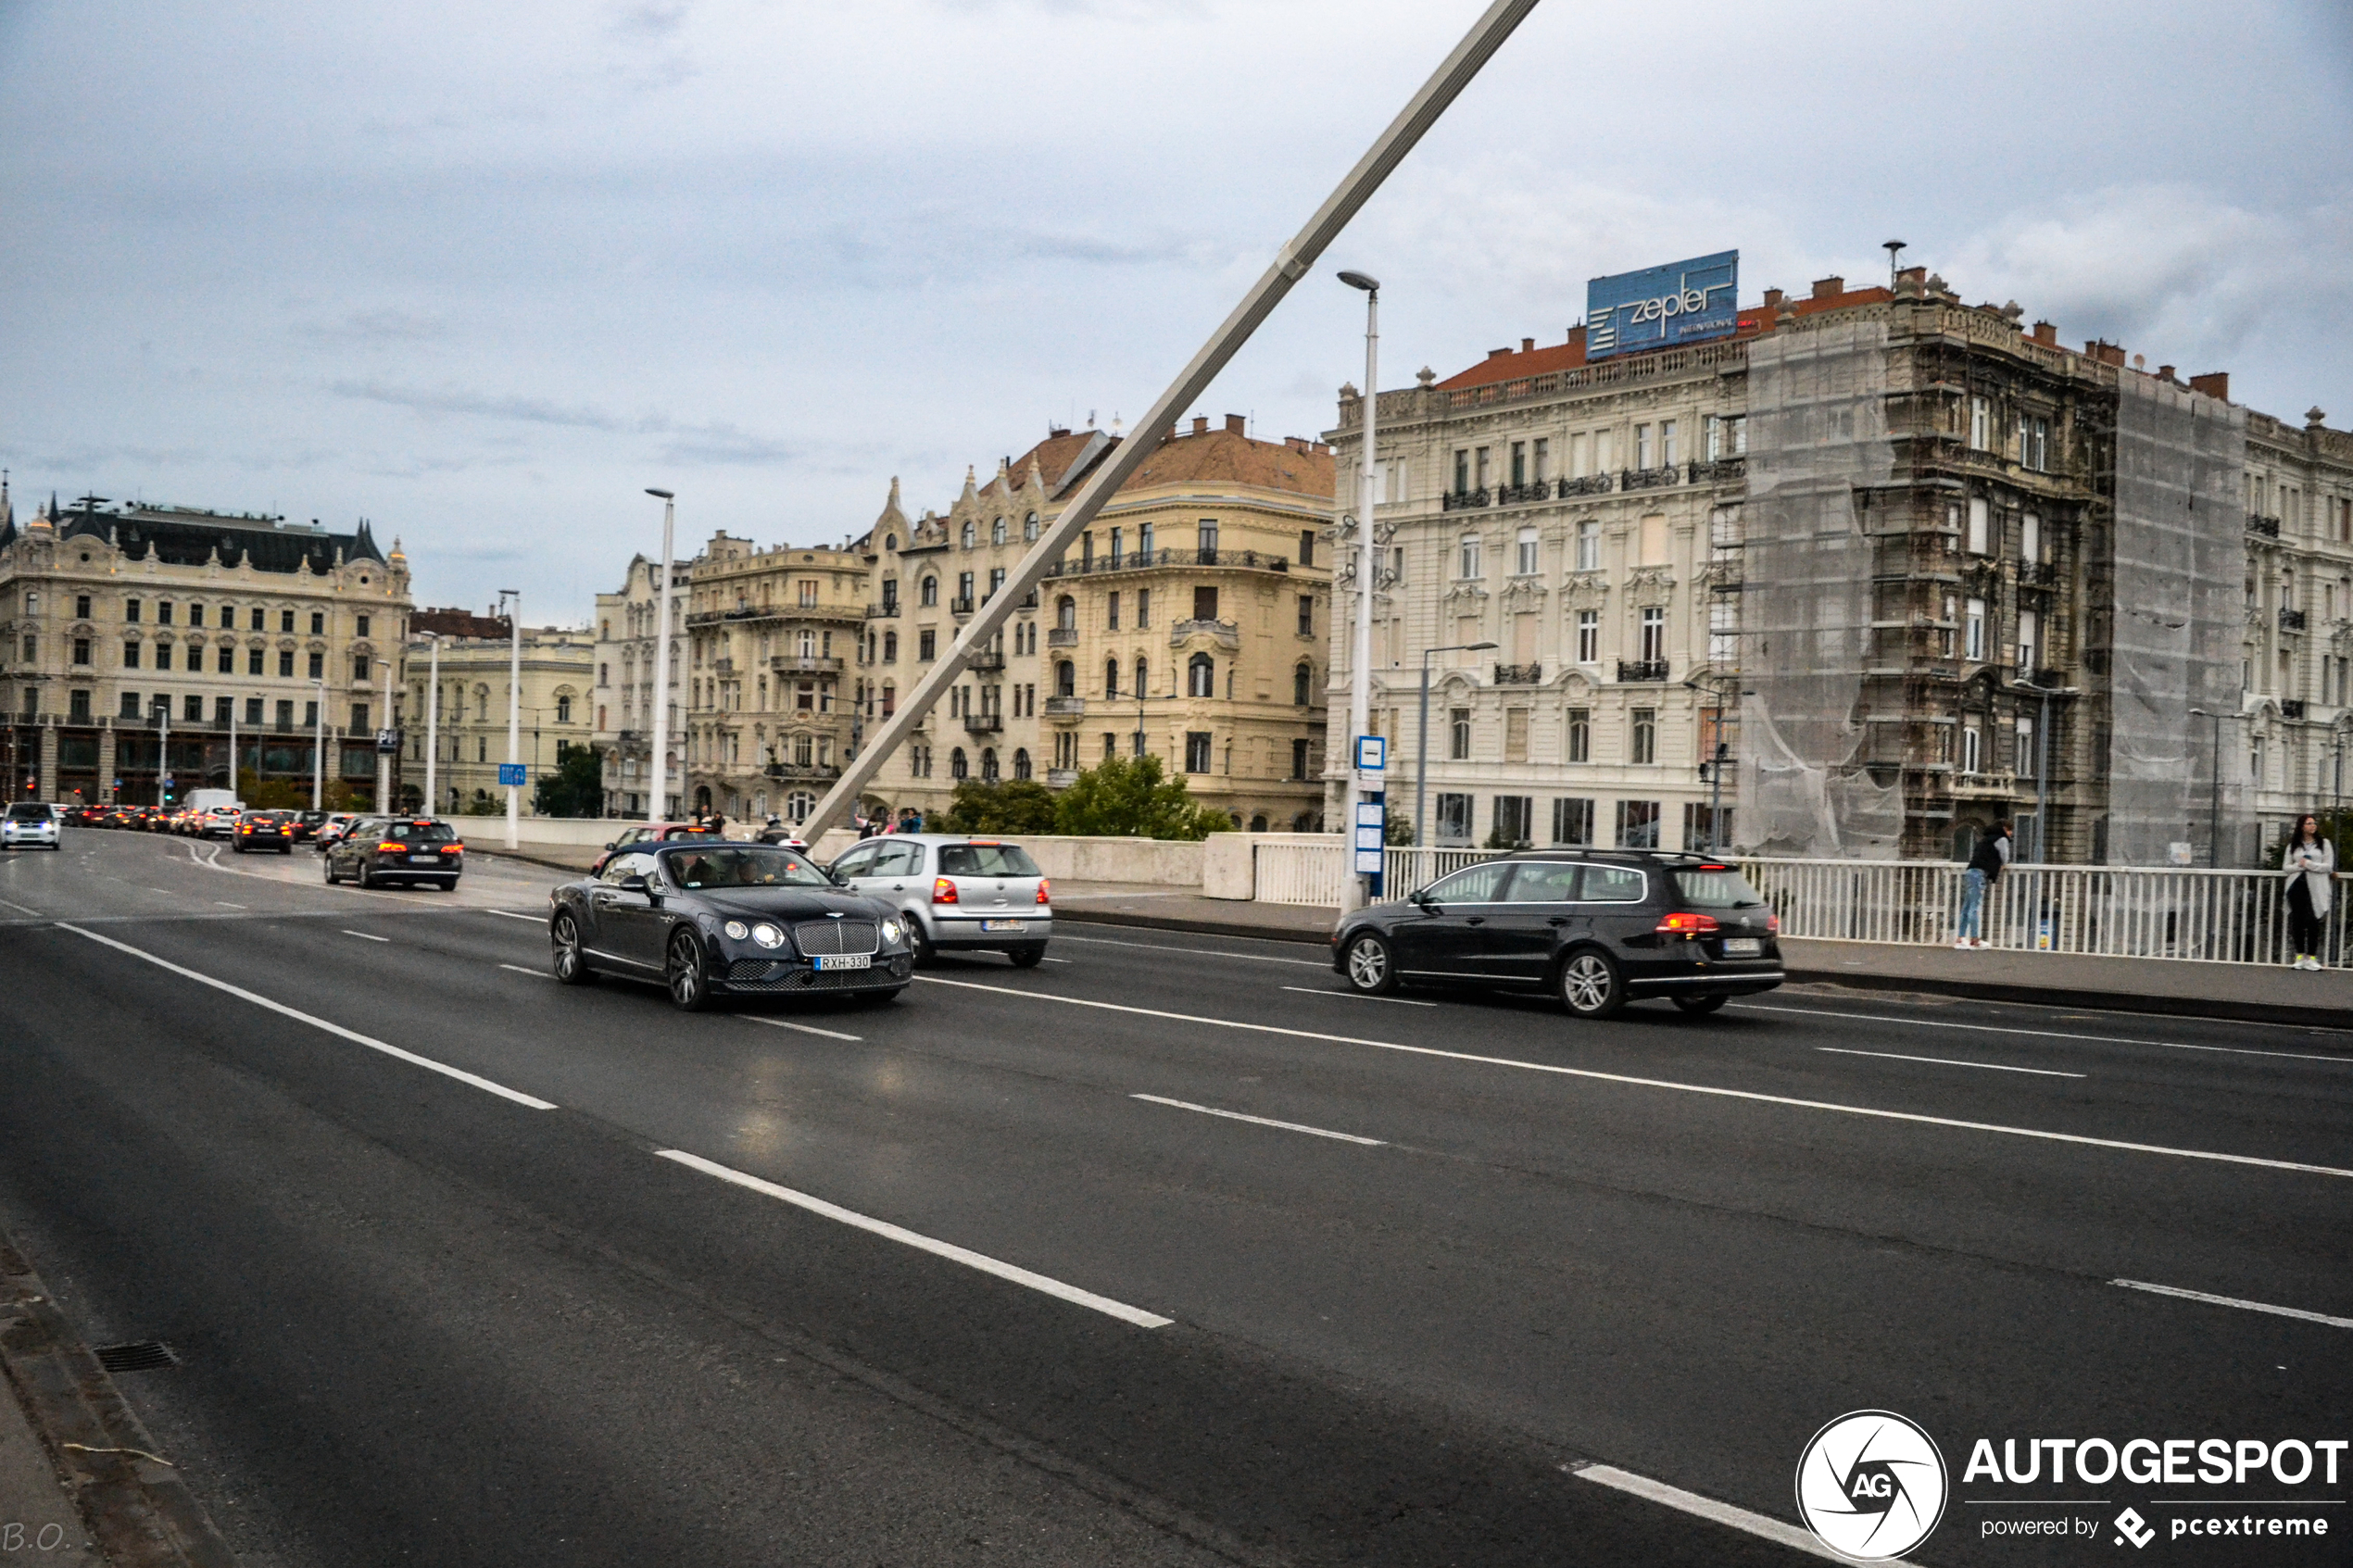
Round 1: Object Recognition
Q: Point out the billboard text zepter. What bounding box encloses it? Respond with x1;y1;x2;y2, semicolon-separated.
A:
1585;250;1739;360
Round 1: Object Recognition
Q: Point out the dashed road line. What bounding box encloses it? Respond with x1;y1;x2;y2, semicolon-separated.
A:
1816;1046;2083;1079
1569;1463;1843;1562
1281;985;1435;1007
1131;1093;1384;1146
2112;1278;2353;1330
1736;1003;2353;1066
1053;933;1327;967
744;1016;862;1042
341;930;390;943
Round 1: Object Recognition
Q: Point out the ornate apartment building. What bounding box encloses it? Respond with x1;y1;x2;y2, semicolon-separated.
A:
402;609;594;815
592;553;691;819
1327;266;2353;864
0;494;411;806
852;416;1334;830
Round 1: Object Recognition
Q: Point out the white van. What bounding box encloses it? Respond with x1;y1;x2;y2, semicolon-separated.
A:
184;788;241;816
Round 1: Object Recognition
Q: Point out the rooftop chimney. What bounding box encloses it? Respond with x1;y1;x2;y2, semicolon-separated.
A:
1190;416;1209;436
2032;320;2057;345
1811;276;1843;300
1521;337;1535;353
1762;287;1786;311
2156;365;2176;383
1488;347;1511;359
2188;372;2230;402
1224;413;1246;434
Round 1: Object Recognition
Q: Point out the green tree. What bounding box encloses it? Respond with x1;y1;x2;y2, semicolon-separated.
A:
533;743;606;819
1051;754;1233;840
237;769;362;811
939;777;1060;834
1383;812;1415;846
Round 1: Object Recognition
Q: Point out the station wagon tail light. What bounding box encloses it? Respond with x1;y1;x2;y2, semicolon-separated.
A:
1655;911;1720;935
932;877;959;904
377;840;406;853
439;844;462;855
1036;878;1051;905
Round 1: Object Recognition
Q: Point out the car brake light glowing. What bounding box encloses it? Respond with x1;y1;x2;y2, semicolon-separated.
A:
932;877;959;904
1655;911;1720;935
440;844;462;855
1037;878;1051;905
1768;913;1780;934
377;841;405;853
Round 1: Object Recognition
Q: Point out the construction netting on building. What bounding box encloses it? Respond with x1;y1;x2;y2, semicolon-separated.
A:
1735;320;1902;858
2104;371;2246;866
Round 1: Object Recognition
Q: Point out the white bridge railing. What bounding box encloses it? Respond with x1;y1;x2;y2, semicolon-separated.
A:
1247;840;2350;970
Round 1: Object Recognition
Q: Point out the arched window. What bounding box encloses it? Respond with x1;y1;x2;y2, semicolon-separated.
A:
920;576;938;608
961;521;976;549
1024;512;1039;541
883;630;898;661
950;747;969;780
991;517;1007;546
1055;660;1076;697
1250;814;1268;832
1188;653;1214;697
981;747;1000;782
1134;656;1149;696
885;534;897;552
1294;661;1313;706
556;694;574;723
880;682;896;717
1013;747;1032;781
1105;658;1121;698
1056;596;1076;631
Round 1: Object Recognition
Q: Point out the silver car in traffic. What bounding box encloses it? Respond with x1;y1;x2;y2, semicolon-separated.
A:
827;834;1051;967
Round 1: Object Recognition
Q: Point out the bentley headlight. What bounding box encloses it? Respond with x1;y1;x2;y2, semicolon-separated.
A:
880;917;904;946
724;920;749;941
752;922;785;949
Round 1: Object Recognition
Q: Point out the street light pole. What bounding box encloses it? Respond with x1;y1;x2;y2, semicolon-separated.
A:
2190;706;2227;866
1339;270;1380;911
645;489;677;826
378;646;395;812
423;633;443;816
310;681;325;811
1415;640;1496;848
500;589;521;849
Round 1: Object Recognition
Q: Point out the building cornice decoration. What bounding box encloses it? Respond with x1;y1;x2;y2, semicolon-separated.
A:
1499;578;1546;612
1564;571;1609;608
1628;566;1677;605
1441;580;1490;609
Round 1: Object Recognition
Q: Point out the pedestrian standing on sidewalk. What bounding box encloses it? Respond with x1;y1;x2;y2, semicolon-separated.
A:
2283;813;2336;971
1955;819;2011;949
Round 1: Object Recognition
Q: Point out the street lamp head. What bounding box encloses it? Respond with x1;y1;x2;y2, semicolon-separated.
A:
645;487;673;500
1337;270;1380;294
1465;640;1498;651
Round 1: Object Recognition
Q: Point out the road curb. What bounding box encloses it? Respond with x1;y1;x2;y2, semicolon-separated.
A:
0;1231;237;1568
1058;913;2351;1033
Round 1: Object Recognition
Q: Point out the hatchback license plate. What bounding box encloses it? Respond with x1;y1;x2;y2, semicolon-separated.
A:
814;953;872;972
979;919;1026;932
1721;936;1763;957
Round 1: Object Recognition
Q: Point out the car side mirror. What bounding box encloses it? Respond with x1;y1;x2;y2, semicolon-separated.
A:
1408;887;1430;907
618;873;649;894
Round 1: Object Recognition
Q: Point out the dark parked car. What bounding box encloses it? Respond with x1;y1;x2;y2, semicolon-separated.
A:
548;842;913;1012
233;809;298;854
322;818;465;890
1330;850;1783;1018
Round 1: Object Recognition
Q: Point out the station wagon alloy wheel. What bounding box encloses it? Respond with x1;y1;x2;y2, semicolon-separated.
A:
1558;950;1625;1019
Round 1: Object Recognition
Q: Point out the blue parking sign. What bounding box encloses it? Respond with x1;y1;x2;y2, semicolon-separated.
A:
498;763;526;787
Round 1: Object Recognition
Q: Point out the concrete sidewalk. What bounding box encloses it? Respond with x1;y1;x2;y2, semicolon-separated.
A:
470;853;2352;1031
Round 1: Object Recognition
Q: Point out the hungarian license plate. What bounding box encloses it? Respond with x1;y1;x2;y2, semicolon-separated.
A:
979;919;1026;933
409;854;441;864
814;953;871;972
1721;937;1763;958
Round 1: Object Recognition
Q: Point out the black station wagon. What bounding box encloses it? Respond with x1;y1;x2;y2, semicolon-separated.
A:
1330;850;1783;1018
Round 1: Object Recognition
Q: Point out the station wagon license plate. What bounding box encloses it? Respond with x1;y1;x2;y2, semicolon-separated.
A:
979;919;1025;933
409;854;441;864
1720;937;1763;957
813;954;871;972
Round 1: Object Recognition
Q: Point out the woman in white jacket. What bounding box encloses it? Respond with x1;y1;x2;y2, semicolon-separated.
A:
2282;814;2336;971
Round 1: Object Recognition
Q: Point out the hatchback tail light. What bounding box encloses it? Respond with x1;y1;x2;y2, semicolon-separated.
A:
1655;911;1720;935
932;877;959;904
1036;878;1051;905
376;840;405;853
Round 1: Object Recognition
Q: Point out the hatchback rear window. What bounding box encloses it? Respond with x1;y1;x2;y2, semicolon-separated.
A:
1671;867;1765;909
7;804;54;821
380;821;458;842
937;844;1041;878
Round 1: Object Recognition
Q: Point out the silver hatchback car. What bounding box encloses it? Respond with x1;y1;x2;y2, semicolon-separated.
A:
2;802;62;850
828;834;1051;966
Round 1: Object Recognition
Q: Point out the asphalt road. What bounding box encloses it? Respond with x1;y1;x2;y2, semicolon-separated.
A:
2;829;2348;1567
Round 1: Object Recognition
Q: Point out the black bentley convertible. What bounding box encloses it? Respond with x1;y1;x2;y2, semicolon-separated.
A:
547;842;915;1011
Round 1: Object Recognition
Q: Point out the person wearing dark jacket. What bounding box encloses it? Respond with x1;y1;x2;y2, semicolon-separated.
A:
1956;819;2010;948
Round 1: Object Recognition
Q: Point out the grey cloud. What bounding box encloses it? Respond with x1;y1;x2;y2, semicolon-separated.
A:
296;309;452;345
330;381;631;432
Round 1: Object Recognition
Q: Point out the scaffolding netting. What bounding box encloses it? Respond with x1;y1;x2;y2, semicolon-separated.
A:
1735;320;1900;858
2105;371;2246;866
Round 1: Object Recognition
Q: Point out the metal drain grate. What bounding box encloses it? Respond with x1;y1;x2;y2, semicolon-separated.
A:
93;1341;178;1374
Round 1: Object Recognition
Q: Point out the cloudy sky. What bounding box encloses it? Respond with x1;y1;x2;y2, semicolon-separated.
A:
4;0;2347;621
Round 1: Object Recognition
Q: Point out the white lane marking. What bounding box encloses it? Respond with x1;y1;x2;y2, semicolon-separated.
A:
1735;1003;2353;1067
1131;1093;1384;1147
915;975;2353;1180
498;963;544;977
340;929;390;943
1570;1463;1843;1562
213;901;246;909
0;897;44;917
2112;1278;2353;1330
1281;985;1435;1008
1041;956;1074;964
55;923;558;1110
744;1015;862;1043
654;1149;1171;1328
1053;933;1327;967
1817;1046;2084;1079
482;909;544;923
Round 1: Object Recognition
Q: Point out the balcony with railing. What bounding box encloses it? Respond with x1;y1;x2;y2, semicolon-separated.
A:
1621;465;1680;493
1440;487;1491;511
770;655;843;675
2281;698;2307;720
762;761;842;781
1688;457;1745;486
1169;617;1241;650
950;595;975;616
963;648;1006;672
2246;514;2282;538
1558;472;1613;497
1042;696;1086;718
712;658;735;676
1041;548;1291;578
1495;481;1551;506
1046;626;1080;647
865;602;900;619
2280;607;2308;632
1045;768;1078;789
1492;662;1542;685
1617;659;1669;683
962;713;1004;734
